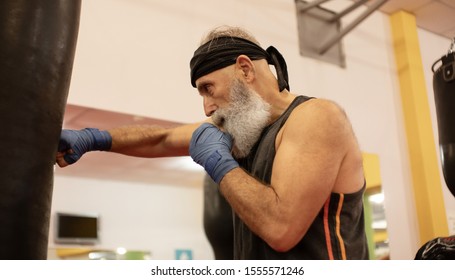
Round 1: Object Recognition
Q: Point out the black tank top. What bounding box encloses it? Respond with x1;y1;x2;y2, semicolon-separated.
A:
235;95;369;259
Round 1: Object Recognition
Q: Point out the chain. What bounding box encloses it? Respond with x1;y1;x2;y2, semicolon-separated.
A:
449;37;455;54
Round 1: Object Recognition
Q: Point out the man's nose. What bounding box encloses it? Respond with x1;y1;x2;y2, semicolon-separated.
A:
203;97;217;117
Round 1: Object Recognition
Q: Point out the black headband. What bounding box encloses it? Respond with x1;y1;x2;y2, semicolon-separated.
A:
189;36;290;91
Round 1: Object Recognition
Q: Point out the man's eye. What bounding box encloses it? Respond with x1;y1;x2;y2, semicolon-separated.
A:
205;85;213;95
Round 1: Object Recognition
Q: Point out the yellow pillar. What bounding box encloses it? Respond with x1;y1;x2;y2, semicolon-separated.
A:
389;11;448;244
362;152;383;259
363;152;381;189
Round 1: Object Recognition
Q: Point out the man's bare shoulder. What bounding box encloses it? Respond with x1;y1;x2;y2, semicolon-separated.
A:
292;98;346;118
285;98;350;136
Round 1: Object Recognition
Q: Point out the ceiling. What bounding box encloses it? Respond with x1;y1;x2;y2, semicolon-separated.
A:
378;0;455;39
55;0;455;187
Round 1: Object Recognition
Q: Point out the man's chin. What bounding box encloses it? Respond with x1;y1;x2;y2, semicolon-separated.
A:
232;148;244;159
232;143;252;159
211;114;225;128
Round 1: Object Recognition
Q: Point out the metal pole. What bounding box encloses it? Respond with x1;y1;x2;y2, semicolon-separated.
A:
297;0;332;13
329;0;370;22
319;0;388;55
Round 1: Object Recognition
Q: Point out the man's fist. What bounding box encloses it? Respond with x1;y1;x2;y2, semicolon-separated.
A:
189;123;238;184
56;128;112;167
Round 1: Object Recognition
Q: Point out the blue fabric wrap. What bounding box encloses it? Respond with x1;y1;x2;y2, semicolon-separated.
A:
189;123;239;184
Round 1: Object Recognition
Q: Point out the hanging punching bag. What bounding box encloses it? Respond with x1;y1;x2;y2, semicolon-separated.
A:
202;175;234;260
0;0;81;259
432;39;455;197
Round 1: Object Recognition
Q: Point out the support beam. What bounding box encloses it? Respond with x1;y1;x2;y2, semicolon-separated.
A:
389;11;449;245
319;0;388;54
298;0;332;12
329;0;369;22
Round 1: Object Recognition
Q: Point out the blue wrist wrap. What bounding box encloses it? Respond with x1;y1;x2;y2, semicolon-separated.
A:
189;123;239;184
85;128;112;151
59;128;112;164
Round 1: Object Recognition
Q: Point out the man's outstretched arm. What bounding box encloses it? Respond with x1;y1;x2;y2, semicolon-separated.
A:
56;121;207;167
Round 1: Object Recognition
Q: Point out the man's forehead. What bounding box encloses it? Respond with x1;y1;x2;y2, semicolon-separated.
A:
195;65;234;88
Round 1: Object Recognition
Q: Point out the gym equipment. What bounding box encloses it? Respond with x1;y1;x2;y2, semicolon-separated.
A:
416;37;455;260
432;37;455;197
202;175;234;259
0;0;81;259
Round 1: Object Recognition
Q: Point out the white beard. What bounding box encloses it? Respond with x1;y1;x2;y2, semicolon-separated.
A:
212;78;271;158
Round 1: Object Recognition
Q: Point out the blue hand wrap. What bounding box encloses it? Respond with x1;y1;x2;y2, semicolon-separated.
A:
58;128;112;164
189;123;239;184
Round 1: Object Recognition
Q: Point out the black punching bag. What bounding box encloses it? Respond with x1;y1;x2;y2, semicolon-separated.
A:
0;0;81;259
203;175;234;259
432;41;455;197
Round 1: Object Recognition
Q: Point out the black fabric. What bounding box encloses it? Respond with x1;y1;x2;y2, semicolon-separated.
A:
415;236;455;260
190;36;290;92
235;96;369;260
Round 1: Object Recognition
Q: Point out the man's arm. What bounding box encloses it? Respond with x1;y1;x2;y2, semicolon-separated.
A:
218;99;364;252
109;123;203;157
56;121;207;167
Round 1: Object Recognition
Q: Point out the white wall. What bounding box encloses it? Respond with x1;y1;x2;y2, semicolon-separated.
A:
52;0;452;259
50;175;212;259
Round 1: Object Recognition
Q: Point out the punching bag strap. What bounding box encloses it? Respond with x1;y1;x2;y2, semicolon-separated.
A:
449;37;455;54
432;37;455;82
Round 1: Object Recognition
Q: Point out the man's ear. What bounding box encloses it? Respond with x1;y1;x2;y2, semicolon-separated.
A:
236;55;255;81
